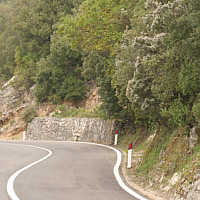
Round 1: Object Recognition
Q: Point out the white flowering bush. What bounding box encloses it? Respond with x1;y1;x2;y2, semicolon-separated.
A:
114;0;200;126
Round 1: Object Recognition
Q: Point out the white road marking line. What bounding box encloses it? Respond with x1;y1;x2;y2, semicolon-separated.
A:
74;141;149;200
4;143;52;200
3;141;148;200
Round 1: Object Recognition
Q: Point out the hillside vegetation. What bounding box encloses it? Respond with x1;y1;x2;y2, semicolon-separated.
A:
0;0;200;198
0;0;199;128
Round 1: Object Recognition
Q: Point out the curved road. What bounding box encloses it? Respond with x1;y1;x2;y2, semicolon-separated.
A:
0;141;149;200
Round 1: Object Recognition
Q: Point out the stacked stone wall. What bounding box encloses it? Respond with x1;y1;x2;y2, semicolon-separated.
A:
26;117;117;144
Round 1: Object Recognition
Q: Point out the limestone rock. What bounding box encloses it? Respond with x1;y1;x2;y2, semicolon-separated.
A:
189;126;200;149
187;191;200;200
170;173;182;186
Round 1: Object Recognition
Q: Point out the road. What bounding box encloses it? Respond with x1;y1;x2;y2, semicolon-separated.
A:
0;141;149;200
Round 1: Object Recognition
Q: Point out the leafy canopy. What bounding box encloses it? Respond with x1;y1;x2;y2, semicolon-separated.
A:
58;0;135;56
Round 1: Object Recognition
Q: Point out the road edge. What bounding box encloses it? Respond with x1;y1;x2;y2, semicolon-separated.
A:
4;143;52;200
76;141;149;200
119;148;166;200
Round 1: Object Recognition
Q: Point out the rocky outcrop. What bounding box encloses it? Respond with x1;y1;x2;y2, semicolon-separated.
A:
133;126;200;200
84;87;102;110
0;84;26;136
189;126;200;149
170;127;200;200
0;82;56;137
26;117;117;144
0;78;103;138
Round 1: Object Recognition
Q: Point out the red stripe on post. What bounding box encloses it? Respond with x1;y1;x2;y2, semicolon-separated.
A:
129;142;132;150
116;130;118;134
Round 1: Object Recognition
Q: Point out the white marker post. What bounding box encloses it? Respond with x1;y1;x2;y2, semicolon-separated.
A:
127;142;132;169
23;130;26;140
114;130;118;145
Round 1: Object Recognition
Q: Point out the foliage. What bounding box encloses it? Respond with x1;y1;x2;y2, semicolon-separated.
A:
114;0;200;127
0;2;19;82
192;94;200;125
58;0;136;56
34;33;84;104
145;0;200;126
81;52;122;118
22;106;38;127
11;0;82;89
115;22;162;125
0;0;199;129
58;0;138;117
13;46;38;90
54;106;106;119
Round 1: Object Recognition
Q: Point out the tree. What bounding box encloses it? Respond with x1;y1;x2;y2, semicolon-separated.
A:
145;0;200;126
58;0;133;56
115;0;200;126
34;32;84;103
58;0;139;117
0;2;19;83
11;0;79;89
81;52;122;118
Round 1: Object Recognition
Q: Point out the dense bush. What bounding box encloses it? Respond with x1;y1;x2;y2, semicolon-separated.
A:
22;106;38;127
0;0;199;128
114;0;200;127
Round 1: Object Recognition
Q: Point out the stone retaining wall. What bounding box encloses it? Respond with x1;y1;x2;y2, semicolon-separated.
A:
26;117;118;144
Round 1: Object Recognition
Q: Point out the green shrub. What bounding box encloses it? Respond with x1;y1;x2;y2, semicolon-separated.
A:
53;106;106;119
22;106;38;127
161;95;192;127
57;104;67;112
192;95;200;124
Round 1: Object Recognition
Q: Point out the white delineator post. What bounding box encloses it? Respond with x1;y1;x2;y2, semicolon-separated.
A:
23;130;26;140
114;130;118;145
127;142;132;169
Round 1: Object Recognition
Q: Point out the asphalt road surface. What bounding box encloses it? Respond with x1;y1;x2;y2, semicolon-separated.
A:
0;141;149;200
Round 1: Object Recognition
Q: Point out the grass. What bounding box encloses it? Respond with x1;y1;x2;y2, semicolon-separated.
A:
135;142;146;151
129;126;200;192
119;126;181;178
53;105;107;119
118;133;136;150
123;149;128;154
118;126;150;150
136;146;162;175
194;144;200;168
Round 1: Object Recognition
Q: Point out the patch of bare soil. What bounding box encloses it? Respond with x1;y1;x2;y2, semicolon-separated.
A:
0;132;22;140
